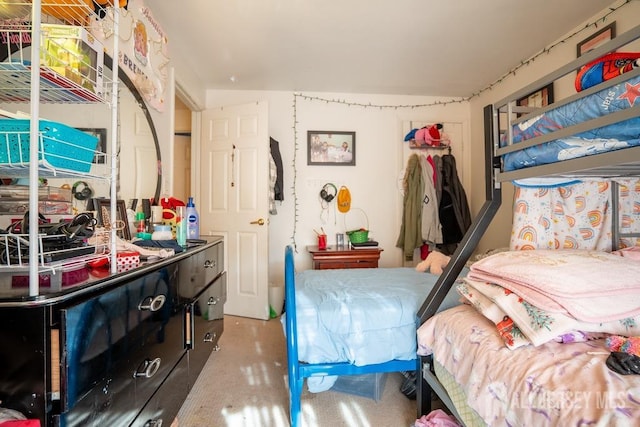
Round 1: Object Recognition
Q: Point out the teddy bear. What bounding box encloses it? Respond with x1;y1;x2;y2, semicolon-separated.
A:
415;251;451;275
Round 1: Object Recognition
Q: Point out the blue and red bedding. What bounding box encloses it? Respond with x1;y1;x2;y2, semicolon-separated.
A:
501;69;640;172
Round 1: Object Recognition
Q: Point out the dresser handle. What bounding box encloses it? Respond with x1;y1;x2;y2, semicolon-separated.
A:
134;357;161;378
144;419;163;427
208;296;220;305
138;295;166;312
204;259;216;268
203;332;217;343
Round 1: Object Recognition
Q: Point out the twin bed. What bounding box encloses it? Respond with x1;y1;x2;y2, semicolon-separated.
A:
284;23;640;426
283;250;462;425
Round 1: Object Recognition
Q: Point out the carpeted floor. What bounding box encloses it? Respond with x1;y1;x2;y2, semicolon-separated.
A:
176;315;419;427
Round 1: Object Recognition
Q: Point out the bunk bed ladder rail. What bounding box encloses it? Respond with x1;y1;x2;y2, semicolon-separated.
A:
416;105;502;421
611;181;640;250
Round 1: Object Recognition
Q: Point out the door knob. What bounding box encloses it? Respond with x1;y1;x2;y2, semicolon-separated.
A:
250;218;265;226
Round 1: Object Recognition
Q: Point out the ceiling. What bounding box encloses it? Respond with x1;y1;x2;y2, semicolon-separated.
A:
147;0;614;99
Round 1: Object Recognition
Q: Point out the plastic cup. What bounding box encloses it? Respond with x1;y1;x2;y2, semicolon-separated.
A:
318;234;327;250
176;206;187;247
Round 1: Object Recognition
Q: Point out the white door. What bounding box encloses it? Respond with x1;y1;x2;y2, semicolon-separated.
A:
118;83;158;202
199;102;270;320
173;134;191;202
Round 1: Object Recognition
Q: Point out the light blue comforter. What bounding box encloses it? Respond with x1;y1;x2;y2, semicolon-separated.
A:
284;267;461;369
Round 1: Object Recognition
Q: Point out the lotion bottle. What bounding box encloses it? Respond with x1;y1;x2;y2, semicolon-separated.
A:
186;197;200;239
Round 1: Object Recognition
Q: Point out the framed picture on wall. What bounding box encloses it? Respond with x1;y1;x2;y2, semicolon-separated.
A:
577;23;616;57
307;131;356;166
517;83;554;109
94;199;131;240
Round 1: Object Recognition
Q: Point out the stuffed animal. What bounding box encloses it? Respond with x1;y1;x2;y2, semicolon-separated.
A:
415;251;451;275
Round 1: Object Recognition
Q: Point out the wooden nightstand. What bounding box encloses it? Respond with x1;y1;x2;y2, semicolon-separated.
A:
307;245;383;269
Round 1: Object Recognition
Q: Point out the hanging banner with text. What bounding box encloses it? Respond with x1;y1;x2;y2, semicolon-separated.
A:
91;0;169;112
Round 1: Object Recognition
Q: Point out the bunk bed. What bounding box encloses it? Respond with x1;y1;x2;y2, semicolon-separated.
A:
283;247;463;427
415;23;640;426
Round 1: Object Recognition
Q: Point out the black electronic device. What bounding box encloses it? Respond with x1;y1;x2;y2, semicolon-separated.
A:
319;183;337;203
142;199;151;219
72;181;93;200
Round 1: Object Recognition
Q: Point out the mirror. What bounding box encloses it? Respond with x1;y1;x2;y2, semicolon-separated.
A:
105;54;162;204
0;49;161;207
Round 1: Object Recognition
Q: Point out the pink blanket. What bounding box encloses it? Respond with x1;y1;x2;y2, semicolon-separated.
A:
468;249;640;322
459;279;636;349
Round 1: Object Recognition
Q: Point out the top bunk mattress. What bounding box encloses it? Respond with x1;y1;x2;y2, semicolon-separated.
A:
501;71;640;172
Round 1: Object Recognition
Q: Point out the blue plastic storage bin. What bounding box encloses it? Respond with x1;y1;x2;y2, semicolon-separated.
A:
0;119;99;173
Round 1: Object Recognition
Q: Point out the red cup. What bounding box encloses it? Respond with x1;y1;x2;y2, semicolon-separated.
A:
318;234;327;250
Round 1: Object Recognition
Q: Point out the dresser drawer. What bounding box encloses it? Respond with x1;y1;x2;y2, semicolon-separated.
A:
178;242;224;301
309;246;383;270
59;264;185;425
317;259;378;269
201;242;224;285
130;353;190;427
186;272;226;377
0;306;47;423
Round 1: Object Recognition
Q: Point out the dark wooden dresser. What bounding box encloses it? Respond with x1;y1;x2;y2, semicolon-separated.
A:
0;237;226;427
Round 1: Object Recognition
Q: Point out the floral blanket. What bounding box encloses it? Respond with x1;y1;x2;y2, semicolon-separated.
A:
417;305;640;426
458;278;637;349
459;248;640;349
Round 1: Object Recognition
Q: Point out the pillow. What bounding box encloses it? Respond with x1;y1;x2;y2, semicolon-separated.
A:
575;52;640;92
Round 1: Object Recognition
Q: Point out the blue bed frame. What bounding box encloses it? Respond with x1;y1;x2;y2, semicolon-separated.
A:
284;245;417;426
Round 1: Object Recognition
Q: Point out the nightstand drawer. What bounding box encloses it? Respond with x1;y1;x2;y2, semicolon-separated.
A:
308;246;383;270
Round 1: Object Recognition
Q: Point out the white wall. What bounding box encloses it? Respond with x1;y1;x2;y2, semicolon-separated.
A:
167;1;639;285
202;90;469;284
467;0;640;254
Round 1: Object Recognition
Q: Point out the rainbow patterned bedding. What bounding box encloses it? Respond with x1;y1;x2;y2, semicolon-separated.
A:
501;73;640;171
418;304;640;426
510;178;640;251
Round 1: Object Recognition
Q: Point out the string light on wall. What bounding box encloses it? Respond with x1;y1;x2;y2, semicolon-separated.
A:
289;92;465;248
294;93;466;110
291;93;300;252
289;0;632;247
469;0;631;98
